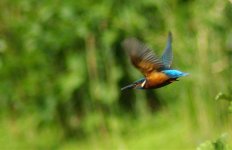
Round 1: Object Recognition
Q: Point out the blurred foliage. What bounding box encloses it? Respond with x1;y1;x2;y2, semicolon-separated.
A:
0;0;232;149
216;92;232;113
197;133;228;150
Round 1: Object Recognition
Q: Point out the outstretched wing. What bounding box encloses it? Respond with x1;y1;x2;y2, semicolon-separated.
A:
161;32;173;68
122;38;165;77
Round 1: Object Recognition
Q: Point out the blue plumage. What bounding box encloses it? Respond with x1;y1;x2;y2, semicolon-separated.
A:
162;70;188;78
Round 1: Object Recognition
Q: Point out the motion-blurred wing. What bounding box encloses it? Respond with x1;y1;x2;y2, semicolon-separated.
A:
161;32;173;68
122;38;165;77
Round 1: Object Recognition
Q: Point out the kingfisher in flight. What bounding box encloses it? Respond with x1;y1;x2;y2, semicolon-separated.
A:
121;32;188;91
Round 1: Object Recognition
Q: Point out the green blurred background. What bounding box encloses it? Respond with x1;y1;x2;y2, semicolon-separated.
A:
0;0;232;149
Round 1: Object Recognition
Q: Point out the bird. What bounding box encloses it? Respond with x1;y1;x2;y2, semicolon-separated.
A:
121;32;188;91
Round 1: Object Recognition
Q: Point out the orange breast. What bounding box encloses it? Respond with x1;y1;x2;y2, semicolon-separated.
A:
145;72;170;88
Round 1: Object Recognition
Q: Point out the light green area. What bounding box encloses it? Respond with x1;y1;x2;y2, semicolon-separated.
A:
0;0;231;149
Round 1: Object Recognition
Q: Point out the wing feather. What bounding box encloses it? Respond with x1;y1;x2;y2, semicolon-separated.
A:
122;38;165;77
161;32;173;68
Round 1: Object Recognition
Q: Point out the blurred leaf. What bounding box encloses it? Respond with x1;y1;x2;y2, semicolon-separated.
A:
215;92;232;101
58;52;86;101
197;133;228;150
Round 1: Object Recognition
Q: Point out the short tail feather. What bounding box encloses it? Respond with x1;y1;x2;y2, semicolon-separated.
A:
182;73;189;76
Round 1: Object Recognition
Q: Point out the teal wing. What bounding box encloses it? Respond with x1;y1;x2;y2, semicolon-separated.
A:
122;38;165;77
161;32;173;68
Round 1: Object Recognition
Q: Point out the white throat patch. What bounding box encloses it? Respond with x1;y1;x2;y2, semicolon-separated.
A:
141;80;146;87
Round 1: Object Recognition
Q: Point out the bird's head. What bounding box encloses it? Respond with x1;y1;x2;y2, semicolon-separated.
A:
121;78;146;91
133;78;146;89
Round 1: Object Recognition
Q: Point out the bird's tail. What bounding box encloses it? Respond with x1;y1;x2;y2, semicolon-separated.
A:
182;72;189;76
121;84;135;91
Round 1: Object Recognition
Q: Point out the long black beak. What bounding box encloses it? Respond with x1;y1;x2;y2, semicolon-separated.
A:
121;84;135;91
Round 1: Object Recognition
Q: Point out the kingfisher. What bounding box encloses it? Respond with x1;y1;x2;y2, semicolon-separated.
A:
121;32;188;91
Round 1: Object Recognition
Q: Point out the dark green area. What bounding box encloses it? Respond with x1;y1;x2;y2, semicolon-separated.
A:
0;0;231;149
